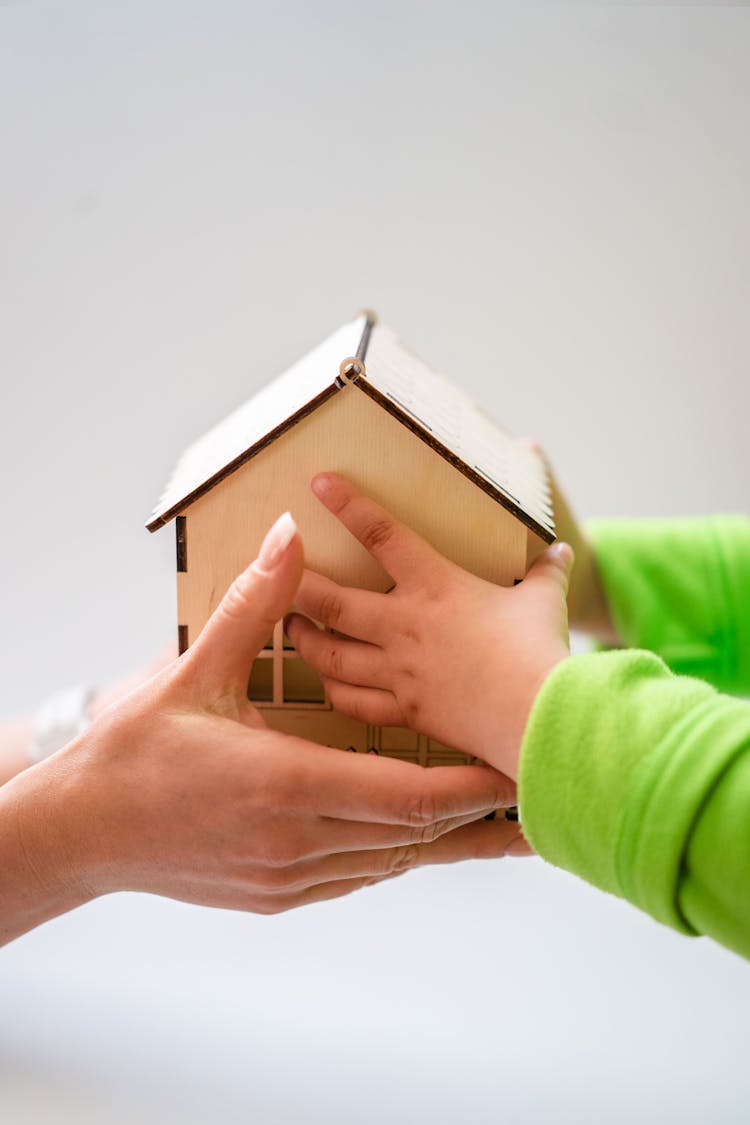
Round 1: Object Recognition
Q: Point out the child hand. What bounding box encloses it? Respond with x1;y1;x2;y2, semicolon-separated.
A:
285;474;575;781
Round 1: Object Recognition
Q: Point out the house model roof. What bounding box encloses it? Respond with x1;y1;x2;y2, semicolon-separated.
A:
147;312;554;542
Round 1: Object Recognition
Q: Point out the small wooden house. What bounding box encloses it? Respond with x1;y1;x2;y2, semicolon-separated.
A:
147;312;554;766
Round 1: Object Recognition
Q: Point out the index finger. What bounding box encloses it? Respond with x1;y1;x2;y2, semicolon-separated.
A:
310;472;442;586
286;736;517;825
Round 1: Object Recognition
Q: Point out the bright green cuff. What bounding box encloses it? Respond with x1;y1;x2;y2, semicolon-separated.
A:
680;747;750;960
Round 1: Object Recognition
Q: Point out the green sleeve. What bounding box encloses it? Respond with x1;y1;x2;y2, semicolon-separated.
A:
587;515;750;694
519;652;750;959
519;514;750;957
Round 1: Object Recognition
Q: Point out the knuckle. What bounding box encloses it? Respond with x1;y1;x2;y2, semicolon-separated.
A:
360;518;396;555
223;572;256;618
221;574;275;632
405;787;437;830
401;694;421;728
345;695;368;724
324;643;344;680
487;774;516;811
393;843;420;871
317;591;344;629
416;820;442;845
262;834;302;869
329;490;353;518
348;699;368;724
397;624;421;645
254;865;290;891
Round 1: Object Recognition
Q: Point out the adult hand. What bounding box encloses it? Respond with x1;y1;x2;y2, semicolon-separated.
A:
0;512;520;946
285;475;574;782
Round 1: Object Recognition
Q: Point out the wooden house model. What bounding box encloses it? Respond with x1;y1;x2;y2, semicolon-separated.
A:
147;312;554;767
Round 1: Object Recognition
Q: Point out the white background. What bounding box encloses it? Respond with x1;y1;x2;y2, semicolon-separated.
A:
1;3;749;1122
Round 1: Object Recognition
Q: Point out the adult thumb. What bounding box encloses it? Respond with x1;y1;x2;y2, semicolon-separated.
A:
184;512;304;699
522;541;575;600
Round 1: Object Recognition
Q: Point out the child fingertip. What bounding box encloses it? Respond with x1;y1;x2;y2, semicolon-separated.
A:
311;472;333;497
552;541;575;566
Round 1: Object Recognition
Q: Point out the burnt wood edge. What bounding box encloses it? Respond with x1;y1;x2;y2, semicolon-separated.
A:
356;310;376;362
176;516;187;572
145;311;553;545
146;384;340;532
352;379;556;545
147;314;376;533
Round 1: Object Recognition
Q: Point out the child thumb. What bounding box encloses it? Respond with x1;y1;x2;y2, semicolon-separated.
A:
184;512;304;699
522;541;575;599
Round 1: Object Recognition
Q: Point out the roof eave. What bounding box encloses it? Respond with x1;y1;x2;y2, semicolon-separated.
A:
145;383;341;532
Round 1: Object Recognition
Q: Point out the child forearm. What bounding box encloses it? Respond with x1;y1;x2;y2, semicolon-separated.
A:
519;649;750;959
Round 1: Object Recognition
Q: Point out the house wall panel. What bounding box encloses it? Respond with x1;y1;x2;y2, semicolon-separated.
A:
177;384;527;644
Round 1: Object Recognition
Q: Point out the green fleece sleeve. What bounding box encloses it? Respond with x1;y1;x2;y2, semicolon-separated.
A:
519;652;750;956
587;515;750;694
519;514;750;958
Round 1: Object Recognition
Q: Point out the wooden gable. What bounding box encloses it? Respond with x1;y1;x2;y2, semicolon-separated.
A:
148;312;554;544
176;382;531;644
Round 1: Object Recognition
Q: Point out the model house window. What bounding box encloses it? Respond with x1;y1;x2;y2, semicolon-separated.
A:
248;622;326;706
248;656;274;702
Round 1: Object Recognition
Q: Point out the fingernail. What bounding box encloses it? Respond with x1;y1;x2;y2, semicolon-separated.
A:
551;541;574;566
505;836;531;857
256;512;297;572
311;473;332;498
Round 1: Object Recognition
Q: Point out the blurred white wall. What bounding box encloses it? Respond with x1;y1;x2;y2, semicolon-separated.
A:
1;3;749;1123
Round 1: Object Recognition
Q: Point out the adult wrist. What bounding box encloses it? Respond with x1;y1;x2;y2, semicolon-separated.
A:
0;758;96;945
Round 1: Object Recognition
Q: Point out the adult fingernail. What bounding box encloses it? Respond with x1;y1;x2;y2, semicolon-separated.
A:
505;836;532;857
256;512;297;572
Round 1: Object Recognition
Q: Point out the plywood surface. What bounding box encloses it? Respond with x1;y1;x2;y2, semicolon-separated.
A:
149;316;367;529
177;384;528;639
149;314;554;542
365;323;554;539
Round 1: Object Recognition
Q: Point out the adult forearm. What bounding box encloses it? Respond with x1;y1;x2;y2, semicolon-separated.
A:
0;758;93;946
0;649;177;790
0;718;34;787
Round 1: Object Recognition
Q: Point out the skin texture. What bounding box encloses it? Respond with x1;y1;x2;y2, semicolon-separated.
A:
285;474;576;782
0;514;526;947
0;649;177;787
